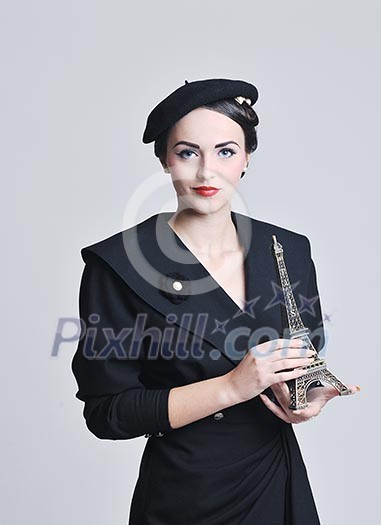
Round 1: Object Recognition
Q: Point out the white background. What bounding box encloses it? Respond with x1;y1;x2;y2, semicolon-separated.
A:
2;1;379;523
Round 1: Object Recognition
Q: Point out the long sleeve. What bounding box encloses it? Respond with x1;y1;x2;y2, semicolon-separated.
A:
71;252;173;440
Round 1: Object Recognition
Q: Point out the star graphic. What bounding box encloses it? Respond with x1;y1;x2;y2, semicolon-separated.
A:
297;293;320;316
264;280;300;311
323;312;333;323
211;318;230;334
232;296;261;319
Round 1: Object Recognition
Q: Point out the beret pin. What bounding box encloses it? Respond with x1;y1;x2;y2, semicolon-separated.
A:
234;96;252;105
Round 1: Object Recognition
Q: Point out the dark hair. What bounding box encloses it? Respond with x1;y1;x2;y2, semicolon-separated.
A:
154;98;259;164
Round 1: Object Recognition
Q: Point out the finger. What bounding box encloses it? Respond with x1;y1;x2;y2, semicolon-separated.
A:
270;382;290;399
272;358;314;375
346;384;361;395
272;367;312;384
263;389;317;424
274;347;316;359
276;338;314;352
278;337;306;348
269;384;290;413
292;408;311;417
259;393;291;423
325;385;341;397
272;382;290;396
319;384;360;398
254;338;307;358
293;408;320;419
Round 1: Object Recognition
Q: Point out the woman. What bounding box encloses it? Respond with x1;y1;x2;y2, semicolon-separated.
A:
71;78;359;524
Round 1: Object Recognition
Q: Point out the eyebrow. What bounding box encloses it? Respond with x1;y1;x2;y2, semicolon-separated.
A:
172;140;240;149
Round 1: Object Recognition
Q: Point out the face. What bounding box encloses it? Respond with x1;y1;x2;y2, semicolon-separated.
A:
162;107;250;215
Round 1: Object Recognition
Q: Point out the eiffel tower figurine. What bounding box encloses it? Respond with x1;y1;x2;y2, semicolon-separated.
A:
272;234;352;410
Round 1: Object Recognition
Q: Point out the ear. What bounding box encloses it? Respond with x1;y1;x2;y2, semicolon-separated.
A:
160;160;170;173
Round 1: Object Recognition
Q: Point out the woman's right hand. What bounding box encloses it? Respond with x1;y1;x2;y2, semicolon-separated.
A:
225;338;315;404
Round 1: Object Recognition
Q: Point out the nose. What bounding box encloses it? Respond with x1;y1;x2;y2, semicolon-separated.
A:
195;155;217;182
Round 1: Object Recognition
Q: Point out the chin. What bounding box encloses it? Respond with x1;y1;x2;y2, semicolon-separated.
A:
178;194;230;214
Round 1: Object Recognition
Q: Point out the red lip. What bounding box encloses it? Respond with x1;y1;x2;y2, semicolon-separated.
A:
193;186;219;190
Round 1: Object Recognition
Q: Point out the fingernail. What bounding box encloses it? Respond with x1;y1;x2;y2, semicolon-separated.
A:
356;385;361;391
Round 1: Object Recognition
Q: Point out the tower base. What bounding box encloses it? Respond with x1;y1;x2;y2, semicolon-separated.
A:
288;359;352;410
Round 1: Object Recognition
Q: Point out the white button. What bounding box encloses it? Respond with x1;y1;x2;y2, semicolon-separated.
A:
172;281;183;291
213;412;224;421
155;431;164;437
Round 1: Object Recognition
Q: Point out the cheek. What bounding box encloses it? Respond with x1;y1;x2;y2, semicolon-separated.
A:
170;166;196;185
220;153;245;170
167;155;196;181
167;165;195;191
166;152;184;168
219;156;246;181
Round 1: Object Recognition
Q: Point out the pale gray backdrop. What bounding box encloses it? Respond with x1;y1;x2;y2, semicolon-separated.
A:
2;1;379;524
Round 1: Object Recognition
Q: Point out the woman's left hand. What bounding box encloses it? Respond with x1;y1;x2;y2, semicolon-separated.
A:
259;382;360;424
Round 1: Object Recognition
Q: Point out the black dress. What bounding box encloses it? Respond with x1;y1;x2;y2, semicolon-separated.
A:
71;210;324;524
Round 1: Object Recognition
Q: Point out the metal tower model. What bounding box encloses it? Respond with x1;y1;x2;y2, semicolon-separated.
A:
272;234;351;409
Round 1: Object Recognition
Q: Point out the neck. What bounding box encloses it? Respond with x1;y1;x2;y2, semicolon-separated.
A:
166;206;242;258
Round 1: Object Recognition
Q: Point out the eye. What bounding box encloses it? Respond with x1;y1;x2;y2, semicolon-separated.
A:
218;148;236;158
176;149;198;159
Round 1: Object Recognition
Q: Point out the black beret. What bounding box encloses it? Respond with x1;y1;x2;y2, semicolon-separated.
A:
142;78;259;144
